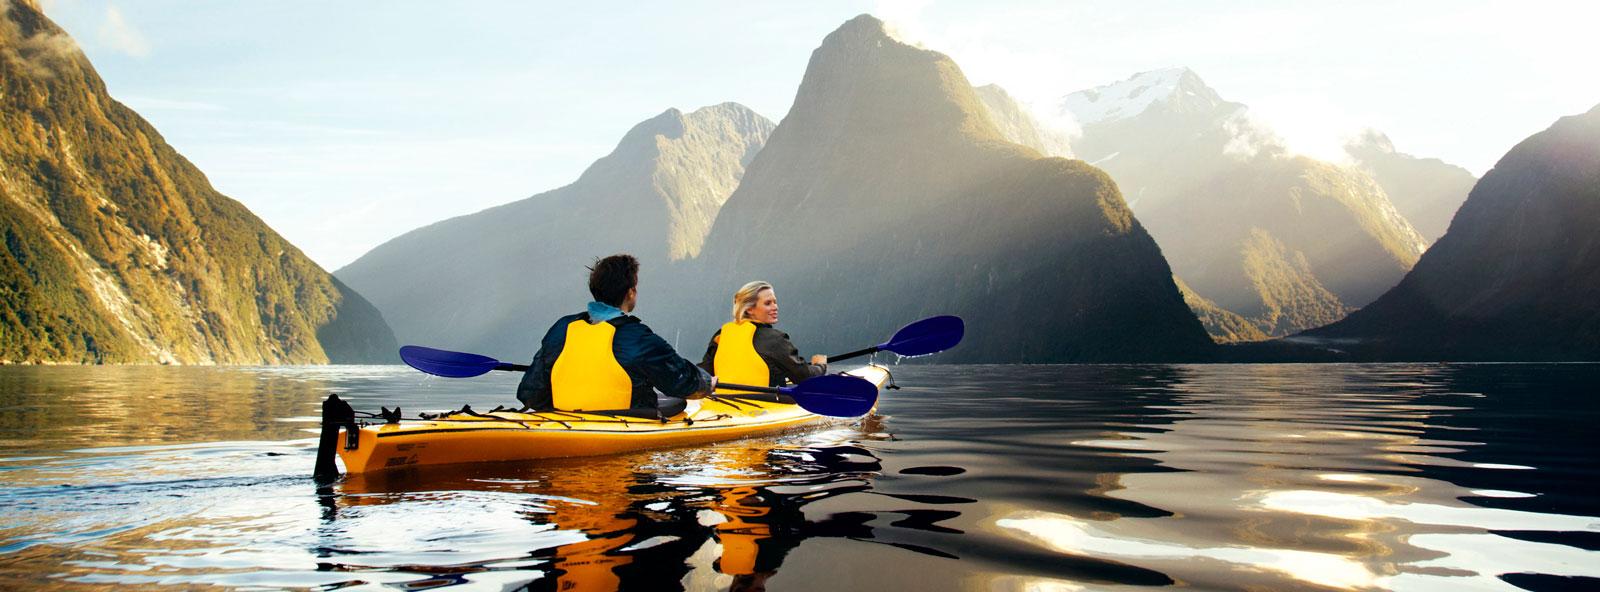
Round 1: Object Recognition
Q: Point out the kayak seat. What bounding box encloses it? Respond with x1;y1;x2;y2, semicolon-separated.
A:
656;396;688;417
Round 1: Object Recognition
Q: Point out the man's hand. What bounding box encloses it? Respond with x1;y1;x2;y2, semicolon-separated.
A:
689;376;716;399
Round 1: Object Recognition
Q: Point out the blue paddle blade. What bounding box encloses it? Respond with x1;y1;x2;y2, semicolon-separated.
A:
786;375;879;417
880;315;964;357
399;345;501;378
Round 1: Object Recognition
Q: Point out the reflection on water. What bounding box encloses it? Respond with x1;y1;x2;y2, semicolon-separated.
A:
318;432;961;591
1;364;1597;590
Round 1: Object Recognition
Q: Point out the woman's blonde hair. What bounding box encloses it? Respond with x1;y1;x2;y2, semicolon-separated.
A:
731;281;774;322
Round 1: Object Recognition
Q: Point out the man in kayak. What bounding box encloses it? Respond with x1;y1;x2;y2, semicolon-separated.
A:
701;280;827;390
516;254;714;414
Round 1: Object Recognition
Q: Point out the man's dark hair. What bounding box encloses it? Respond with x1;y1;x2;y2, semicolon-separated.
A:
588;254;639;307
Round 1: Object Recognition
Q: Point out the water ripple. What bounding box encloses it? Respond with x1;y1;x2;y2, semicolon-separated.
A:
0;363;1596;590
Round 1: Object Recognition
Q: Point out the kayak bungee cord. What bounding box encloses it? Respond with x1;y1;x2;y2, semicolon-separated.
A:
332;396;821;429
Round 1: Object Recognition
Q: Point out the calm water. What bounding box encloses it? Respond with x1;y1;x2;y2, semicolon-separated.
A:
0;364;1596;591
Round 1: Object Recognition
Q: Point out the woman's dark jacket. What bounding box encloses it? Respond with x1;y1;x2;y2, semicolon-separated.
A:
700;322;827;387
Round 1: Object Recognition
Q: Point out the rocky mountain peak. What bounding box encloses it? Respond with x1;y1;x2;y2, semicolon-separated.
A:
607;108;687;157
824;13;896;47
606;103;770;158
1059;66;1227;126
1343;128;1476;244
675;15;1214;363
1348;129;1397;154
335;102;773;355
780;13;1004;163
804;13;950;87
578;103;773;209
1059;65;1436;342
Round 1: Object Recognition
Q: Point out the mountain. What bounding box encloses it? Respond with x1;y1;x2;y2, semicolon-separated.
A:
336;103;774;359
1301;104;1600;361
1059;68;1427;340
973;84;1073;158
1062;67;1229;131
655;15;1213;362
1344;130;1477;244
1;0;396;364
1174;276;1268;343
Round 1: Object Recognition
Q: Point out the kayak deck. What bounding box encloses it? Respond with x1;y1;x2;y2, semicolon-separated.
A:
330;365;890;475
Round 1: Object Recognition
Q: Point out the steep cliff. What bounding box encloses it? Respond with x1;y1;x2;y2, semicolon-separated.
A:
1;1;396;364
662;16;1212;362
1304;104;1600;360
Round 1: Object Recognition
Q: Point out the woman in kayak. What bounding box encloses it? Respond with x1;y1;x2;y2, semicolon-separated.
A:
701;281;827;388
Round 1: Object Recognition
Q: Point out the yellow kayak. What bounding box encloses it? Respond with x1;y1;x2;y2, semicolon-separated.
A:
321;365;890;476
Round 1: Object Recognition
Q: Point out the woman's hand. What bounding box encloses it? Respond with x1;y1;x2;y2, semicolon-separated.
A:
810;354;827;365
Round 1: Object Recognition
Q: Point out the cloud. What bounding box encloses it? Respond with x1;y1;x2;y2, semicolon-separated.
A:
867;2;1088;112
1245;93;1367;164
1;0;81;77
1221;110;1286;161
874;0;933;47
1026;98;1082;142
97;5;148;57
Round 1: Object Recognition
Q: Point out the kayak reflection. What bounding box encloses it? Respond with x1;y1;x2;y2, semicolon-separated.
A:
324;429;964;590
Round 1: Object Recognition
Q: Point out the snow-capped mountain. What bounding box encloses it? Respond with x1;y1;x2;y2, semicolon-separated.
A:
1056;67;1427;341
1058;67;1227;127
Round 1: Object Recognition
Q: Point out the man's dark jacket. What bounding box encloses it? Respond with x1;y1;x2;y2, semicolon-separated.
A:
517;312;708;410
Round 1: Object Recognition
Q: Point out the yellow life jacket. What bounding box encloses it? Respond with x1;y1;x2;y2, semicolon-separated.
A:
551;318;633;411
712;320;770;393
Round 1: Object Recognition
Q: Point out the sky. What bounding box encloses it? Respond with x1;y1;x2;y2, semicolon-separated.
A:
34;0;1600;270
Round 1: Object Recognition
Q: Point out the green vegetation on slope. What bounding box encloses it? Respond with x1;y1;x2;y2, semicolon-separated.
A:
1174;276;1269;344
1;1;396;363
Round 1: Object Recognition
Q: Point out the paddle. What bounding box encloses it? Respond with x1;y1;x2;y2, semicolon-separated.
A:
399;345;529;377
827;315;964;363
398;345;877;417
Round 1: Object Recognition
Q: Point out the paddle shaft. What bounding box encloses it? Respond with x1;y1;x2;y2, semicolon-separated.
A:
482;361;782;395
715;381;785;395
827;345;881;363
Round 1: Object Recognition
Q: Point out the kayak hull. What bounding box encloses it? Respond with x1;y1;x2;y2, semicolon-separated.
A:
332;365;888;475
